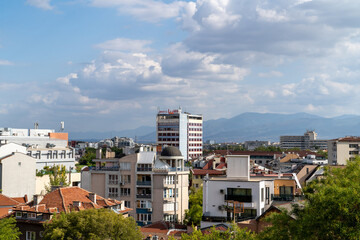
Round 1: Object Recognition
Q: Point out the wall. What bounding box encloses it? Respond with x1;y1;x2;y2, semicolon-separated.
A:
35;172;81;195
1;153;36;199
49;132;68;141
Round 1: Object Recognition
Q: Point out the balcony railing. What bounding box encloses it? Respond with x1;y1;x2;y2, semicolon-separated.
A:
271;194;305;202
108;181;119;185
153;167;190;172
137;181;152;186
137;167;152;172
89;166;119;171
137;194;152;199
201;215;256;223
225;195;252;203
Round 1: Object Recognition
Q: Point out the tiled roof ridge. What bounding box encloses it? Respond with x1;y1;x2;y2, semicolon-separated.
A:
58;188;67;213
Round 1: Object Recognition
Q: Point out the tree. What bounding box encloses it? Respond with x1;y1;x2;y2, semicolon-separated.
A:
184;188;203;226
259;156;360;240
78;147;96;165
175;224;256;240
0;217;21;240
43;209;142;240
45;165;69;192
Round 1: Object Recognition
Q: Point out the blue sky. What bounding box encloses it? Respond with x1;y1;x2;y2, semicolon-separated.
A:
1;0;360;132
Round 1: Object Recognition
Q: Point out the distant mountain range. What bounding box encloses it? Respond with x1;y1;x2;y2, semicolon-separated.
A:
69;112;360;143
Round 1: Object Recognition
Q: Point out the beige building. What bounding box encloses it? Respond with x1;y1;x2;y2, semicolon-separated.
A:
328;137;360;165
81;146;190;226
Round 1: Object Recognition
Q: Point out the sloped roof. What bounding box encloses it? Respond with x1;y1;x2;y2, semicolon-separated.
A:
192;169;225;176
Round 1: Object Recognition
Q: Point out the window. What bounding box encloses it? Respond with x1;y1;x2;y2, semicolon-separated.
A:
266;187;270;204
349;144;359;148
16;212;22;218
164;214;176;222
121;175;131;184
108;175;119;185
261;188;264;202
227;188;252;202
137;213;152;222
125;201;131;208
109;187;119;197
27;213;36;219
137;200;152;208
120;162;131;170
26;231;36;240
163;188;178;198
349;151;359;155
120;188;131;196
165;175;175;185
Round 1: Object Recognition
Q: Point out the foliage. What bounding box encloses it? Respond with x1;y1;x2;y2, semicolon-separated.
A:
110;147;125;158
43;209;142;240
317;150;328;159
45;165;69;192
78;147;96;165
184;188;203;226
175;224;256;240
253;146;282;152
0;217;21;240
259;156;360;240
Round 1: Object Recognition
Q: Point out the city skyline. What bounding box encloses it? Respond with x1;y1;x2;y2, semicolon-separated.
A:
2;0;360;132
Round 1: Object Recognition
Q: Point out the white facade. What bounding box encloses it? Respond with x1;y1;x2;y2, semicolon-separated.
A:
201;155;274;228
0;152;36;199
0;127;75;170
156;108;203;160
328;137;360;165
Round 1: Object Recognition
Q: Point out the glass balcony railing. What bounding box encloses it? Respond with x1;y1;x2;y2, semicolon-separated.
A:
225;195;252;203
137;181;152;186
89;166;119;171
271;194;305;201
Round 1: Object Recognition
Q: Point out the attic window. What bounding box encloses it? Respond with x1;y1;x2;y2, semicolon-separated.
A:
16;212;22;218
18;162;21;166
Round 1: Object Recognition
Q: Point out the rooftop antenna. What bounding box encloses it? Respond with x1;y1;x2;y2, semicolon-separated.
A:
60;121;65;132
34;122;39;129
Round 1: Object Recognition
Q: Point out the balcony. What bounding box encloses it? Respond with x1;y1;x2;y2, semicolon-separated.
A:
225;195;252;203
271;194;305;202
153;167;190;173
137;167;152;172
137;181;152;186
89;166;119;171
136;194;152;199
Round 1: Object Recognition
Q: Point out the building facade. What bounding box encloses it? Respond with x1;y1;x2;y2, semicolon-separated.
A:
328;137;360;165
81;146;190;226
0;127;75;170
201;155;274;228
156;108;203;160
280;130;328;150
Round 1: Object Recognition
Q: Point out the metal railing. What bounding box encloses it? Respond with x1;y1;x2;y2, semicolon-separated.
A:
271;194;305;201
137;167;152;172
137;181;152;186
89;166;119;171
136;194;152;199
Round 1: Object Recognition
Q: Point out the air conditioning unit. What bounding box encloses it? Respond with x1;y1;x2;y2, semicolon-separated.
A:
220;189;225;194
218;205;225;211
143;221;148;225
148;208;152;212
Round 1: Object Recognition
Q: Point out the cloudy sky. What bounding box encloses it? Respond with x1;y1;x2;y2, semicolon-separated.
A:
1;0;360;132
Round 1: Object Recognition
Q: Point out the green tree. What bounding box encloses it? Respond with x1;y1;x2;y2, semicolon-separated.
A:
259;156;360;240
45;165;69;192
184;188;203;226
43;209;142;240
0;217;21;240
79;147;96;165
175;224;256;240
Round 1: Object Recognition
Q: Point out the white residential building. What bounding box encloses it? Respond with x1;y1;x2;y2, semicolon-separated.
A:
156;108;203;160
328;137;360;165
202;155;274;228
0;127;75;170
280;130;328;150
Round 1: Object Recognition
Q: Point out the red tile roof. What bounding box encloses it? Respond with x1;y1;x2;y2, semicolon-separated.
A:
333;137;360;142
192;169;226;176
0;194;22;206
216;162;226;169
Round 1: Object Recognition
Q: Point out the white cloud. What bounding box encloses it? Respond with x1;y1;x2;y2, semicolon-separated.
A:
256;6;288;22
95;38;153;52
0;60;13;66
26;0;53;10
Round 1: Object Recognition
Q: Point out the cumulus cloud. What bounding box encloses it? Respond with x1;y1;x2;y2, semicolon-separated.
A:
0;60;13;66
26;0;53;10
95;38;153;52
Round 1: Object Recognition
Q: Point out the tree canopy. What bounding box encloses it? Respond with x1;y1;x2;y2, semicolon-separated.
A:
0;217;21;240
78;147;96;165
43;209;142;240
45;165;69;193
184;187;203;226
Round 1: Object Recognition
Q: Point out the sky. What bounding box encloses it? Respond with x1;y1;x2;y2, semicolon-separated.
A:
1;0;360;132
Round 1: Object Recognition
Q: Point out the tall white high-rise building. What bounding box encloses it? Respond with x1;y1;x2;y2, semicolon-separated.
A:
156;108;203;160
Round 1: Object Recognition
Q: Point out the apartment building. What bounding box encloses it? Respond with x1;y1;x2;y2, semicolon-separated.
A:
202;155;274;228
328;137;360;165
81;146;189;226
280;130;328;150
157;108;203;160
0;127;75;170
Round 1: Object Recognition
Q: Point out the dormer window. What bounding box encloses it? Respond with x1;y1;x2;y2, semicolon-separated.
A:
27;213;36;219
15;212;22;218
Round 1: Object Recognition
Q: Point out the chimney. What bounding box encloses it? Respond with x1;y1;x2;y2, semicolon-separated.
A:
33;194;43;205
51;185;61;192
89;193;96;204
